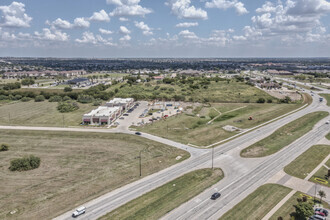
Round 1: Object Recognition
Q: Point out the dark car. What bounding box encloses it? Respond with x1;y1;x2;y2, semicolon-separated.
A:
135;132;142;135
211;192;221;200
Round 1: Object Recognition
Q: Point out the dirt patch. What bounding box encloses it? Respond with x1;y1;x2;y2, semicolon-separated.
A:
263;88;301;101
241;146;266;157
222;125;244;132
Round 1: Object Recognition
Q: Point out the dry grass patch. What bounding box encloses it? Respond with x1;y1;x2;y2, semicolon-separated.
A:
0;129;189;220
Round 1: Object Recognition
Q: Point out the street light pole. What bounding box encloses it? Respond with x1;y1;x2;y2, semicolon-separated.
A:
211;147;214;170
139;150;142;177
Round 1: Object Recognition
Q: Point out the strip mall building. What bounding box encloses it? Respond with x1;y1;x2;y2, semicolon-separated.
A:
82;98;134;125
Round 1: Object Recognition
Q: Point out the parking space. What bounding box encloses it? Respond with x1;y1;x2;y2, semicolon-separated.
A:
112;101;183;130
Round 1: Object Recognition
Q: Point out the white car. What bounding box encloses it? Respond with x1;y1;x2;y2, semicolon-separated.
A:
72;206;86;218
326;120;330;124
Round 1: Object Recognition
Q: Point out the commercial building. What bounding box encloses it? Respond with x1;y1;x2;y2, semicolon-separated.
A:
82;97;134;125
105;98;134;111
82;106;121;125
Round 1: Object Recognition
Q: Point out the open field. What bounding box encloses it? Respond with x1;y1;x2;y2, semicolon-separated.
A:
100;168;223;220
0;101;96;127
0;130;189;220
220;184;291;220
284;145;330;179
241;111;329;157
310;165;330;187
270;191;330;220
137;103;304;146
327;133;330;140
320;94;330;107
108;80;277;103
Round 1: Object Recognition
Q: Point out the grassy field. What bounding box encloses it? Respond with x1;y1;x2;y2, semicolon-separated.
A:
284;145;330;179
108;80;277;103
310;164;330;187
220;184;291;220
241;111;329;157
270;191;330;220
0;129;189;220
327;133;330;140
100;168;223;220
0;101;96;127
137;103;303;146
320;93;330;106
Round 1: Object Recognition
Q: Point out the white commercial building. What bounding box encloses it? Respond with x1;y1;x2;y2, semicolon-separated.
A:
105;98;134;111
82;106;121;125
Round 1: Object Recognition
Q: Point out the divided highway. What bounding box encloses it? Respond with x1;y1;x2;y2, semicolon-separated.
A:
50;86;330;219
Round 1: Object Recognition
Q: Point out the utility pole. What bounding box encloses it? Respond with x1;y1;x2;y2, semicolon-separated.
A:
62;115;65;127
211;147;214;170
8;113;10;125
139;150;142;177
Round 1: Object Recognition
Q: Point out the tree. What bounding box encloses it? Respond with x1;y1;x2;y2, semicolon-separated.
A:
257;98;266;103
318;190;326;203
294;202;314;219
34;95;45;102
21;78;35;86
64;87;72;92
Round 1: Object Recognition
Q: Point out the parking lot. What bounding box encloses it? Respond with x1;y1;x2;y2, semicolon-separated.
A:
113;101;182;131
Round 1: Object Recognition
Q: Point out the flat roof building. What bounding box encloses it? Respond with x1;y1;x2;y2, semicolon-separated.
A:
105;98;134;110
82;106;121;125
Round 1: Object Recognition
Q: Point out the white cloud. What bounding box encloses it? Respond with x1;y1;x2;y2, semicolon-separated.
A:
175;22;198;28
47;17;90;29
73;17;90;28
107;0;152;17
75;31;114;46
166;0;208;20
119;17;129;21
205;0;248;15
120;34;131;41
179;29;198;39
134;21;153;35
90;10;110;22
0;1;32;28
99;28;113;35
119;25;131;34
34;28;69;41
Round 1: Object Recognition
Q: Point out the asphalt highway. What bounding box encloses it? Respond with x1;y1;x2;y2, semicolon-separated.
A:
50;85;330;220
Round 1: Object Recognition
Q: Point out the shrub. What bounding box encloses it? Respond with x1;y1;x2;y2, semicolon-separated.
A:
21;97;32;102
64;87;73;92
49;95;62;102
257;98;266;103
21;78;35;86
77;94;94;103
93;99;102;106
267;99;273;103
62;96;71;101
0;95;7;100
57;101;79;113
35;95;45;102
0;144;9;151
9;155;41;171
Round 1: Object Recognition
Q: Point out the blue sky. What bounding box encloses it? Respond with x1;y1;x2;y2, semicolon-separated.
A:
0;0;330;57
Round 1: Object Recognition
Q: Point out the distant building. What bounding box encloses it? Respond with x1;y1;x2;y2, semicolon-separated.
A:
67;78;89;86
153;76;164;81
3;70;86;78
105;98;134;111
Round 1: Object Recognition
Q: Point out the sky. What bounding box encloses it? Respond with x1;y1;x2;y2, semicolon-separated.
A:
0;0;330;58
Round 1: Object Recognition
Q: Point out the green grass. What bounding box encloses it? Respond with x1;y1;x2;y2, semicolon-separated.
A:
270;191;330;220
327;133;330;140
309;165;330;187
137;103;303;146
0;129;189;220
284;145;330;179
241;111;329;157
100;168;223;220
108;80;277;103
320;94;330;107
220;184;291;220
0;101;96;127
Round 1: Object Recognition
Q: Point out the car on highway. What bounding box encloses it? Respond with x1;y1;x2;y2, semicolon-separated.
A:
135;132;142;135
123;113;129;116
326;120;329;124
119;117;124;119
211;192;221;200
72;206;86;218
